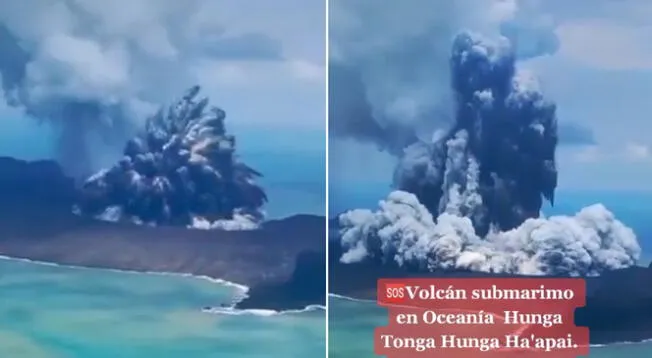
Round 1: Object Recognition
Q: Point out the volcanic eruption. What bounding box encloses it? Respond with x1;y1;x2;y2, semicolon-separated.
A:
336;32;640;276
75;86;267;230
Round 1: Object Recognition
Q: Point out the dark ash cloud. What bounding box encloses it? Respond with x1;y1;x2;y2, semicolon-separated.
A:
75;86;267;230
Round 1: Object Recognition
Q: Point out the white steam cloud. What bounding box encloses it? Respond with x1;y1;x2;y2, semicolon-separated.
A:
340;191;640;276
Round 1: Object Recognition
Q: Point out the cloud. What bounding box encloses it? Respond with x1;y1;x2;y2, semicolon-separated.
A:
193;59;324;89
197;61;249;86
339;191;640;276
572;145;601;163
200;33;284;61
0;74;13;115
33;33;132;99
571;142;651;163
328;0;563;154
499;0;560;59
289;60;325;83
556;19;652;70
624;142;650;161
0;0;314;99
0;0;324;175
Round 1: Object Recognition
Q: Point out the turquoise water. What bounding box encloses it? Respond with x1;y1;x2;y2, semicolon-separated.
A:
329;296;652;357
0;258;325;358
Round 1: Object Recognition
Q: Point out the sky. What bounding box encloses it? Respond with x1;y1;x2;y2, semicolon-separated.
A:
0;0;325;132
329;0;652;192
526;0;652;190
0;0;326;217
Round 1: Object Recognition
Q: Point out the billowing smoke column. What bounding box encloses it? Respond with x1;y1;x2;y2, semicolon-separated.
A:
0;24;136;178
75;86;267;230
395;32;557;236
338;32;641;276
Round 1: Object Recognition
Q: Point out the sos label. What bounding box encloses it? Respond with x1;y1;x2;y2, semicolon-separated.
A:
384;283;406;303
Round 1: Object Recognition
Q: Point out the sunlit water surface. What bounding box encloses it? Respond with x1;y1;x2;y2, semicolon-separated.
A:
0;258;325;358
329;296;652;358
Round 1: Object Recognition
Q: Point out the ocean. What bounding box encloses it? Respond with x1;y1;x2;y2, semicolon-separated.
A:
0;258;325;358
328;185;652;357
328;295;652;357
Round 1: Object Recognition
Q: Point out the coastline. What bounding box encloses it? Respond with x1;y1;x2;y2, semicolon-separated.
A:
0;254;250;293
0;210;326;311
0;255;327;357
0;157;327;312
0;254;326;315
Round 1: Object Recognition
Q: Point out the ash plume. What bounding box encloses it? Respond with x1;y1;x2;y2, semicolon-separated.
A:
328;0;566;156
0;0;298;178
337;32;641;276
75;85;267;230
395;32;558;235
0;23;137;178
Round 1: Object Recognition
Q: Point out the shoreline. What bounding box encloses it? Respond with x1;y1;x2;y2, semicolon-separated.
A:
0;251;326;315
0;157;327;312
0;212;326;311
0;254;250;292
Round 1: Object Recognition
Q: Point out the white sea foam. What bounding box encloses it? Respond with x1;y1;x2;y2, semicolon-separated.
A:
328;293;375;303
203;305;325;317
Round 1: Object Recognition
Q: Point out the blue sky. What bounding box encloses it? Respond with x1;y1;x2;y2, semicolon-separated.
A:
0;0;326;217
525;0;652;190
329;0;652;192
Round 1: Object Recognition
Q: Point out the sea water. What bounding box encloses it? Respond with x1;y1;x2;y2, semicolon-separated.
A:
328;295;652;358
0;258;325;358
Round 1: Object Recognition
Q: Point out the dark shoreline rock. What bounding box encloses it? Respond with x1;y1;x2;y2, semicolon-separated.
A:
237;251;326;310
328;218;652;345
0;157;326;311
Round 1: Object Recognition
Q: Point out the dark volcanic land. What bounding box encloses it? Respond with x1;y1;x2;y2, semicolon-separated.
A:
328;219;652;345
0;157;326;311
